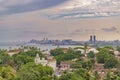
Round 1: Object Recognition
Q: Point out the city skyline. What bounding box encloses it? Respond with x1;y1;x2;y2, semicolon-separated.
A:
0;0;120;42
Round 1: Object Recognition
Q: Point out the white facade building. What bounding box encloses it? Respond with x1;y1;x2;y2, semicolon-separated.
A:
35;53;56;70
88;48;99;53
34;53;41;64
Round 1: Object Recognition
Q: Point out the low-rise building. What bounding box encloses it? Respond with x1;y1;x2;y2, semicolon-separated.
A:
7;49;20;56
60;61;72;71
88;48;99;53
114;51;120;57
48;59;57;70
35;53;57;70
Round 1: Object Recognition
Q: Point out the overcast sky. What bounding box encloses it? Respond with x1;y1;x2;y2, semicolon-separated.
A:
0;0;120;42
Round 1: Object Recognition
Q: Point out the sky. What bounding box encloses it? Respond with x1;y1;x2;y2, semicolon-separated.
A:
0;0;120;42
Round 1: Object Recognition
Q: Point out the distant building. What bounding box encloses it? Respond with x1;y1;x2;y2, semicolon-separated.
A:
61;39;73;45
114;51;120;57
7;51;19;56
93;35;96;43
35;53;57;70
48;59;57;70
40;58;48;66
89;35;93;43
88;48;99;53
89;35;96;44
7;49;22;56
42;50;51;55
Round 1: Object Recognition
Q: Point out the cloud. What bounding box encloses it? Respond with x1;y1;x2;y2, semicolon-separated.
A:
0;0;120;19
22;30;48;36
56;29;99;37
74;29;98;34
57;27;120;37
102;26;119;33
47;0;120;20
0;0;68;15
48;12;112;20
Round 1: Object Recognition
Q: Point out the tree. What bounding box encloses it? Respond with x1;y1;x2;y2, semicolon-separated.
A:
59;73;73;80
94;71;100;80
86;60;93;70
104;46;114;50
0;76;4;80
59;68;92;80
116;46;120;52
12;49;43;70
0;50;11;64
55;53;77;65
84;43;88;54
96;48;114;63
70;63;82;69
87;51;95;58
0;66;16;80
54;49;81;65
104;57;118;68
16;62;53;80
104;71;112;80
50;48;64;56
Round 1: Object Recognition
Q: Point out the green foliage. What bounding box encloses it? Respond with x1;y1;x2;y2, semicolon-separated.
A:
1;46;120;80
0;66;16;80
75;58;94;70
70;63;82;69
0;76;4;80
52;48;82;65
84;43;88;54
104;46;114;50
104;71;120;80
85;60;93;70
87;51;95;58
116;46;120;52
0;50;11;64
96;46;119;69
114;71;120;76
67;48;75;54
94;71;100;80
12;49;43;70
97;46;114;51
104;57;118;68
0;49;54;80
50;48;64;56
16;62;53;80
55;52;78;65
96;48;115;63
59;68;92;80
104;71;112;80
74;47;83;49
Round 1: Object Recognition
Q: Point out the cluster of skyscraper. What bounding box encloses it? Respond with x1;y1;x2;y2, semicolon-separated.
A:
89;35;96;44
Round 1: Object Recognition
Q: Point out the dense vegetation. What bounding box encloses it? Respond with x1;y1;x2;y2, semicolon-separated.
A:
0;45;120;80
50;48;83;65
0;47;53;80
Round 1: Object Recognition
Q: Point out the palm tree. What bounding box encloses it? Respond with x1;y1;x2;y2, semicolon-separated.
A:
0;76;4;80
0;66;16;79
84;43;88;57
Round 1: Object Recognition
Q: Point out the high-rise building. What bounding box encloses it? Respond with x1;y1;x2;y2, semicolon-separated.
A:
89;35;96;44
93;35;96;43
89;35;93;43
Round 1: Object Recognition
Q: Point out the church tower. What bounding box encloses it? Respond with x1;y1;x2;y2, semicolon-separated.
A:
35;53;40;64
